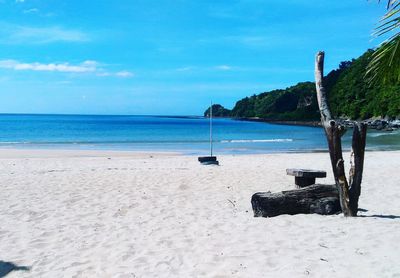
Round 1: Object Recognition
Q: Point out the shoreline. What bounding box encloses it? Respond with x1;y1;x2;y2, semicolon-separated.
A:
1;147;399;159
234;116;400;131
233;117;321;127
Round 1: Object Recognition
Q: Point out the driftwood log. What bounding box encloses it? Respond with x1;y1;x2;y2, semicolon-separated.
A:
251;184;341;217
315;51;367;216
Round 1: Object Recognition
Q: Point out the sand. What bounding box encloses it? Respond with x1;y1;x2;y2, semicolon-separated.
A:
0;149;400;277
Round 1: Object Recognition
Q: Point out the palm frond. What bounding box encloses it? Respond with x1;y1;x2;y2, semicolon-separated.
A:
367;0;400;84
366;34;400;84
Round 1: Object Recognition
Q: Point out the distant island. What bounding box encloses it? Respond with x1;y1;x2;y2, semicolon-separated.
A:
203;104;231;118
204;49;400;127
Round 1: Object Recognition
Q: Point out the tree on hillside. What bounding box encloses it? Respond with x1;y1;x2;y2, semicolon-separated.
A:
367;0;400;83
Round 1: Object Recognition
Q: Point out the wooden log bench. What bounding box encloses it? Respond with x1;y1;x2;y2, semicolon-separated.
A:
251;184;341;217
286;168;327;188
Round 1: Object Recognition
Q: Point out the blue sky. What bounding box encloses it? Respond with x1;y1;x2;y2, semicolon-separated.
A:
0;0;387;115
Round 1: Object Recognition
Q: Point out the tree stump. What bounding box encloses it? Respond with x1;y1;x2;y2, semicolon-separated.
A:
286;168;327;188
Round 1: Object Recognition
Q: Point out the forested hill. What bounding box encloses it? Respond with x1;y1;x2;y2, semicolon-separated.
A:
205;49;400;120
230;82;319;121
327;50;400;119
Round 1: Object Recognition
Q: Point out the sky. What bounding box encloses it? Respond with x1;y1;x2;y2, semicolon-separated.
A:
0;0;388;115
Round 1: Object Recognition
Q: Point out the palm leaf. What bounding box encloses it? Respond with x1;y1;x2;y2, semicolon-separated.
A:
366;35;400;83
367;0;400;84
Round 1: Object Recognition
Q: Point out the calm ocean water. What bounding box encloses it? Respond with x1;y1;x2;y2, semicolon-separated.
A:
0;114;399;154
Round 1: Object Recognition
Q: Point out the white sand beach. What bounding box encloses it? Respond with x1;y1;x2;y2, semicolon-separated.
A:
1;149;400;277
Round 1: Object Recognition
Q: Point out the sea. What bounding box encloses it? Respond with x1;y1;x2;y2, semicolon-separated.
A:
0;114;399;155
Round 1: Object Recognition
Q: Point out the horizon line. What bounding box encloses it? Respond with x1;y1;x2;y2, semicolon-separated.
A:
0;112;207;118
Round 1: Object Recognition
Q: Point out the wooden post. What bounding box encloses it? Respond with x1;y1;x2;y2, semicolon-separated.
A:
314;51;367;216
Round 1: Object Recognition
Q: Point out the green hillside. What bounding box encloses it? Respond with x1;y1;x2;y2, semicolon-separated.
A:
327;50;400;119
230;82;319;121
207;48;400;121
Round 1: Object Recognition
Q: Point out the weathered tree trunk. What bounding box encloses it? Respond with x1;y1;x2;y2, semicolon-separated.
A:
251;184;340;217
314;51;367;216
348;123;367;213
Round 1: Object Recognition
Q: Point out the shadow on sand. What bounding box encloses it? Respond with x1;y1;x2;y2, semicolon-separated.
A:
359;214;400;219
0;261;30;278
357;208;400;219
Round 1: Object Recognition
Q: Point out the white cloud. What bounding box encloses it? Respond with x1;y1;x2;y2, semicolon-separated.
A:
97;71;134;78
115;71;134;77
23;8;39;14
198;33;306;49
96;72;111;77
173;65;234;72
0;25;90;44
0;59;98;73
176;66;196;72
204;35;270;47
0;59;134;78
215;65;232;71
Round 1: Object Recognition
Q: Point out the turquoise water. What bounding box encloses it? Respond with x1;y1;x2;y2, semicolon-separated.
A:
0;114;398;154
